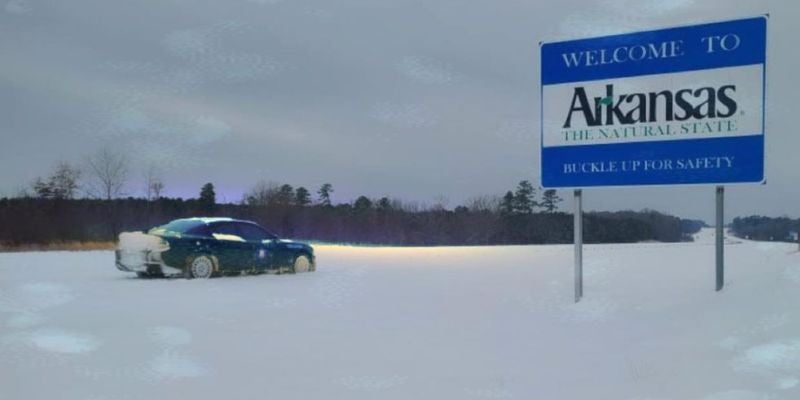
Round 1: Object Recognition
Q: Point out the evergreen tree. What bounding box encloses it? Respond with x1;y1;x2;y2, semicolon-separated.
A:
540;189;562;213
500;191;515;215
277;184;294;205
199;183;216;212
294;187;311;206
353;196;373;212
317;183;333;206
512;180;536;214
377;197;392;212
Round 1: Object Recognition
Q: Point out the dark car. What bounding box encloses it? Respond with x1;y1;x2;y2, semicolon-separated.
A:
115;217;315;278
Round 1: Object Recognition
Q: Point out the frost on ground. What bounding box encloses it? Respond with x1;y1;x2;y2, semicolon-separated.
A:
1;229;799;399
147;326;192;348
27;329;100;354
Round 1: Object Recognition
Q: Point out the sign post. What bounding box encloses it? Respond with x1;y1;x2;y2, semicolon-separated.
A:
574;189;583;302
716;186;724;291
540;17;767;301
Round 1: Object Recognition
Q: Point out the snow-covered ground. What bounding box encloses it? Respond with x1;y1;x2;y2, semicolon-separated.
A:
1;229;799;400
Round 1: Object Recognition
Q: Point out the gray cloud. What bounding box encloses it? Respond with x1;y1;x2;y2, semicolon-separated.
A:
0;0;796;221
5;0;32;15
398;56;457;85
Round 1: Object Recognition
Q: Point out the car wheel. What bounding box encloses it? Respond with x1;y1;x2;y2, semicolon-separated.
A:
189;255;215;279
292;255;312;273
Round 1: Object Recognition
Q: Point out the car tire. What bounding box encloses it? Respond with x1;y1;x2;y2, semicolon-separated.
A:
291;255;312;273
188;255;215;279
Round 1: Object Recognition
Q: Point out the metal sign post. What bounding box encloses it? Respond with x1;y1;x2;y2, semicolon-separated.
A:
574;189;583;302
716;186;725;291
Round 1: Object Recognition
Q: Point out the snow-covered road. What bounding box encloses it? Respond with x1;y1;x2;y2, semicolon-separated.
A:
2;230;799;400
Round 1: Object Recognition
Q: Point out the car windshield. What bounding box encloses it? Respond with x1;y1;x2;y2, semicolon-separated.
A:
151;219;206;234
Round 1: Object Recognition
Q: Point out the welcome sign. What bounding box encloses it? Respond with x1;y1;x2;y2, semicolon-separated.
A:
540;17;767;188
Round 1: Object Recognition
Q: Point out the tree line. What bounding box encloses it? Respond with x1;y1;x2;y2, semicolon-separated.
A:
0;156;702;246
730;216;800;242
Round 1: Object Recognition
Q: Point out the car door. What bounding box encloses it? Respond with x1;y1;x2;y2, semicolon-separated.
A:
236;223;277;271
208;222;257;271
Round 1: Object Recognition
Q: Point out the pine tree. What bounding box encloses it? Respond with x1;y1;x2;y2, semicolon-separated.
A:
199;183;216;213
353;196;372;212
317;183;333;206
277;184;294;205
500;191;515;215
294;187;311;206
540;189;562;213
377;197;392;212
513;180;536;214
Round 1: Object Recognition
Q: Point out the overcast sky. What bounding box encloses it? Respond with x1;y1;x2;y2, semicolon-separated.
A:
1;0;797;221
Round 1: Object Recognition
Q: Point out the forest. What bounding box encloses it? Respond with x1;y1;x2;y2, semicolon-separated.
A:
0;182;703;246
730;215;800;242
0;155;705;247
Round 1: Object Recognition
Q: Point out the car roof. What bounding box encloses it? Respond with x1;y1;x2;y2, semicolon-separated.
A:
179;217;257;225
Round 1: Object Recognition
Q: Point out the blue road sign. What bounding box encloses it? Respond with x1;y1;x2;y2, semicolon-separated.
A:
540;16;767;188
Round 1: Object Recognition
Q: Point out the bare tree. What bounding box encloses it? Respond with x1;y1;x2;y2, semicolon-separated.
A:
51;162;82;199
15;185;32;198
143;165;165;200
244;180;281;206
431;195;449;211
150;180;164;200
465;194;501;212
31;161;82;199
86;147;128;200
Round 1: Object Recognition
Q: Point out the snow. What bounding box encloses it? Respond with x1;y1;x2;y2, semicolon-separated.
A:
211;233;245;242
1;229;799;399
27;329;100;354
117;232;167;252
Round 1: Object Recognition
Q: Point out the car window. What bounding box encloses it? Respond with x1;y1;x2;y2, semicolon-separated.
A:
186;224;210;236
237;223;273;241
157;219;205;233
208;222;246;242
